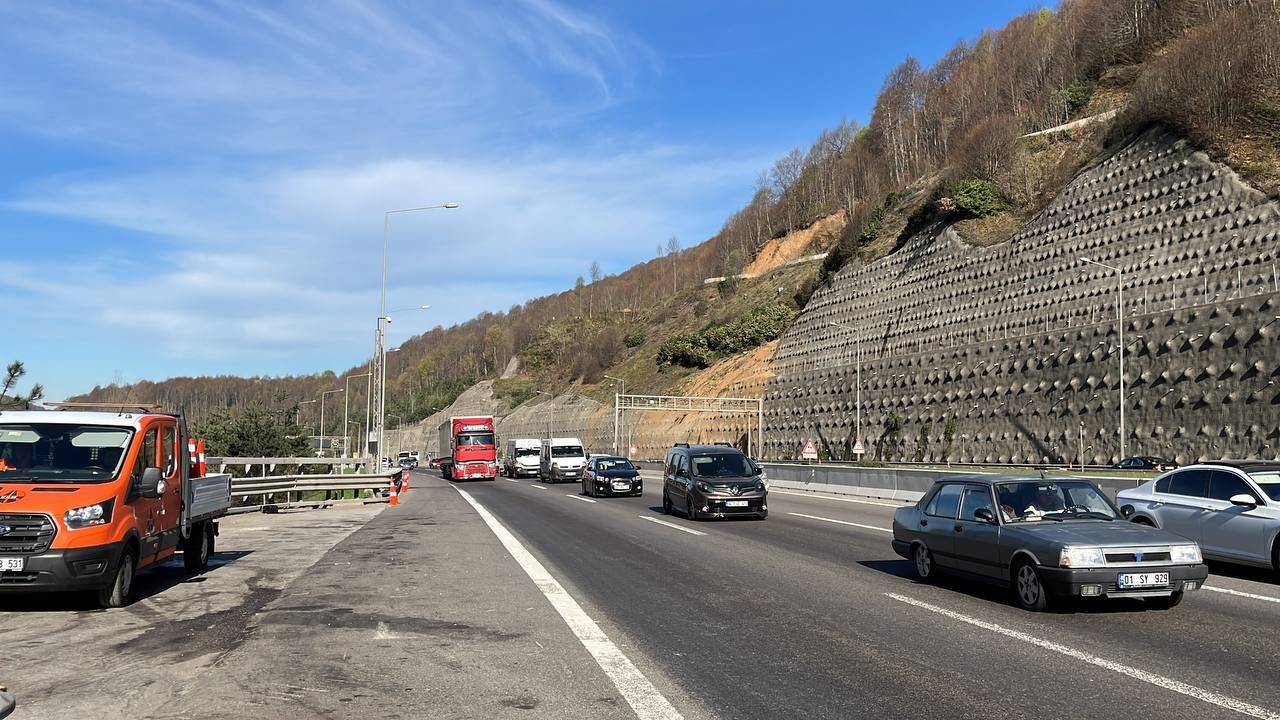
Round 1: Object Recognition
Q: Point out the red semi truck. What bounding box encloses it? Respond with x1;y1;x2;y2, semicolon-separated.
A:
437;416;498;481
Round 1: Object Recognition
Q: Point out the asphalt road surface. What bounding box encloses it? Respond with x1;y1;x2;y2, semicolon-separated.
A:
4;470;1280;719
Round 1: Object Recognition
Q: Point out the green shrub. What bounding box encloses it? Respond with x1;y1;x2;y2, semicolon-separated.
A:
952;179;1008;218
1055;80;1094;117
623;332;645;348
493;377;536;408
656;303;797;369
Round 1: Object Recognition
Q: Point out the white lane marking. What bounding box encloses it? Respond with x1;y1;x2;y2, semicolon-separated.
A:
886;592;1280;720
529;484;547;490
787;512;892;533
770;489;904;508
454;488;684;720
1202;585;1280;604
505;478;520;483
374;621;406;640
567;494;597;503
638;515;707;536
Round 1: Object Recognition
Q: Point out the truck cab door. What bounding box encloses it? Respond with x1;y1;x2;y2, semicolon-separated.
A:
128;426;164;567
155;422;183;561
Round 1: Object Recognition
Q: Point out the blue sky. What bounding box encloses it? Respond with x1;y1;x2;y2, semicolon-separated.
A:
0;0;1045;401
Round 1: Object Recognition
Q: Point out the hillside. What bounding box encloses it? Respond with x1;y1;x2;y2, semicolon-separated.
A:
74;1;1280;462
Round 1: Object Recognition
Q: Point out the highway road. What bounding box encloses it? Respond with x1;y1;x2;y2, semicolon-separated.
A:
457;469;1280;720
3;469;1280;719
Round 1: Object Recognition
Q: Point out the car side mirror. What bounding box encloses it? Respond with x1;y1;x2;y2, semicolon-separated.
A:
973;507;996;524
1229;494;1258;509
139;467;165;499
1120;504;1135;518
753;465;763;475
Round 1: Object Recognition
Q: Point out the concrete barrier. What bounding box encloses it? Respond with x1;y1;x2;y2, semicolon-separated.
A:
760;463;1147;502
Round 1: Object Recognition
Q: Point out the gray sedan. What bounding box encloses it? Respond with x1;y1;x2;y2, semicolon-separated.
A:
1117;460;1280;574
892;476;1209;611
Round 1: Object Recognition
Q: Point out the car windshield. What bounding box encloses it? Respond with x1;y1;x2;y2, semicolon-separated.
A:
0;423;133;483
551;445;584;458
515;448;540;457
457;433;494;447
691;453;751;478
1249;471;1280;501
596;457;635;470
995;480;1118;522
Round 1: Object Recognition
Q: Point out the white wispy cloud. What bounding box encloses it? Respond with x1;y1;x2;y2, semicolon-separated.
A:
0;0;767;398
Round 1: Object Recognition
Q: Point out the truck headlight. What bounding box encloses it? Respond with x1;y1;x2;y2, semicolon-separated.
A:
1171;545;1202;564
1059;547;1105;568
65;499;114;530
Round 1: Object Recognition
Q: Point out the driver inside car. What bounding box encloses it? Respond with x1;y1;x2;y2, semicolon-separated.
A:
1024;484;1066;517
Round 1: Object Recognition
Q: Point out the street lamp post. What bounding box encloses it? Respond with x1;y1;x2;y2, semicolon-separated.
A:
604;375;624;453
374;203;457;475
297;400;317;453
343;372;372;460
320;389;344;457
828;321;862;461
535;390;554;438
1079;256;1128;460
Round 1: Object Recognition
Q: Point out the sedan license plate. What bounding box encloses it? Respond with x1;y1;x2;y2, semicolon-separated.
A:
1118;572;1168;589
725;500;749;508
612;482;631;490
0;557;24;572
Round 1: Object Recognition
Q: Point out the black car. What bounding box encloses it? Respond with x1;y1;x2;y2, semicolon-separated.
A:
1114;456;1178;471
581;455;642;497
662;443;767;520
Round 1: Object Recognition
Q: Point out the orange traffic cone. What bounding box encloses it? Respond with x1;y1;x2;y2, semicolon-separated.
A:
388;476;400;506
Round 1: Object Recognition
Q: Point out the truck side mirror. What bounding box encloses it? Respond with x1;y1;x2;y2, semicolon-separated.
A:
139;467;165;499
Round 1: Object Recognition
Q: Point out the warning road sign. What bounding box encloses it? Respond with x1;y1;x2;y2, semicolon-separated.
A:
852;438;866;455
800;439;818;461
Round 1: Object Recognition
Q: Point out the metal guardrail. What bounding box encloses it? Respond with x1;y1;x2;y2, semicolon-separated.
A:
209;456;372;471
227;467;406;512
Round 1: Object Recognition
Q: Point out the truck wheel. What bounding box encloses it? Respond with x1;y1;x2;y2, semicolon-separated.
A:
183;523;212;573
98;547;136;609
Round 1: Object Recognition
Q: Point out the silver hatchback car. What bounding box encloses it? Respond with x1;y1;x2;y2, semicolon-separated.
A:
1117;460;1280;574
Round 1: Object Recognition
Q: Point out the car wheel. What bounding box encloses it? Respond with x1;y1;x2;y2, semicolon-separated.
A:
98;547;136;609
1145;591;1184;610
182;523;212;573
662;490;673;515
1012;559;1050;611
912;543;935;582
686;496;699;521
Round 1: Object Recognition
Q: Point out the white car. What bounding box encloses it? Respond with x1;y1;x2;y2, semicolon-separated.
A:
1117;461;1280;573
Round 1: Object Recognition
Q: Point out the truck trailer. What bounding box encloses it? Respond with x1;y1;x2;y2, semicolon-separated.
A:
0;403;231;607
437;416;498;481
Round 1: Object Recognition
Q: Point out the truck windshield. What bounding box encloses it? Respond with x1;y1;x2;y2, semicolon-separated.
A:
458;433;495;447
551;445;584;458
0;423;133;484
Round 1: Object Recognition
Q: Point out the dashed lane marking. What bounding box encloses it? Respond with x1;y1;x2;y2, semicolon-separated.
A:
638;515;707;536
886;592;1280;720
1202;584;1280;604
529;484;547;490
567;494;597;503
787;512;892;533
455;488;684;720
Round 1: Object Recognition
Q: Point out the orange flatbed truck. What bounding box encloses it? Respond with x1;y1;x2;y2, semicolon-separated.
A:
0;403;231;607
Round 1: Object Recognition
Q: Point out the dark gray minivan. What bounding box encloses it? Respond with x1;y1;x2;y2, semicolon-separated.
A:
662;443;767;520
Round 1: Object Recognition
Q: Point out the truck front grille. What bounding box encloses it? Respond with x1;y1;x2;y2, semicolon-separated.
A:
0;513;56;554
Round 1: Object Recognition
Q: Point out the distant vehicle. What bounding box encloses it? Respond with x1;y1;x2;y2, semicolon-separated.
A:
504;438;541;478
893;476;1207;611
0;403;231;608
662;443;767;520
427;456;443;470
1117;461;1280;574
581;455;641;497
396;450;418;468
438;416;498;481
1114;456;1178;472
540;437;586;483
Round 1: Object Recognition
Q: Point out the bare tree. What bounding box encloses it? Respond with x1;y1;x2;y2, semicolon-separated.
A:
666;235;681;294
589;260;602;317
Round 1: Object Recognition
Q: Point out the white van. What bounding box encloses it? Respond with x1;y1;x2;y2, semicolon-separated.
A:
505;438;542;477
540;437;587;483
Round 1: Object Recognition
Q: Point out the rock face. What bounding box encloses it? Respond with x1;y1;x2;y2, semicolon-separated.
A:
765;129;1280;465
